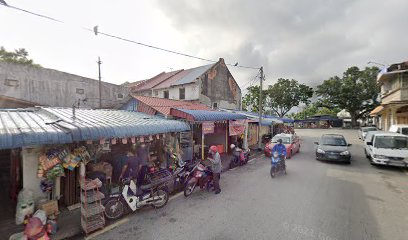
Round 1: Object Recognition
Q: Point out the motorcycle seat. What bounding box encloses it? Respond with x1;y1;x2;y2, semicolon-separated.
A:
140;183;153;190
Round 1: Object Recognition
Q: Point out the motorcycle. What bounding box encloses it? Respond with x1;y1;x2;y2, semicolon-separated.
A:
104;169;171;220
229;148;250;169
270;152;286;178
183;160;214;197
172;159;199;192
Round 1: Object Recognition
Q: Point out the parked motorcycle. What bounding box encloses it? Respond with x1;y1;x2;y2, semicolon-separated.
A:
183;160;214;197
270;152;286;178
104;169;171;220
229;145;250;169
172;159;199;192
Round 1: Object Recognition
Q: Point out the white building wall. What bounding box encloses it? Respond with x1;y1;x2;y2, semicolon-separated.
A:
155;83;200;101
22;146;48;202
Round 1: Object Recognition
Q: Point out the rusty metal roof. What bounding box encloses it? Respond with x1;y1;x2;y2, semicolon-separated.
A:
133;95;211;116
131;63;215;91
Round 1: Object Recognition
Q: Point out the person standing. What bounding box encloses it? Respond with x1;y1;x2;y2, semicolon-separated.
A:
208;145;222;194
118;147;139;181
136;143;150;190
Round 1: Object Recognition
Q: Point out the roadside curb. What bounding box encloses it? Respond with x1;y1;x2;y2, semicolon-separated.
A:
84;152;266;239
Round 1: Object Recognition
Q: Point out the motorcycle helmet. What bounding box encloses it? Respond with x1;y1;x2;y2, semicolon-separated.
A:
277;139;282;144
209;145;218;153
230;144;236;149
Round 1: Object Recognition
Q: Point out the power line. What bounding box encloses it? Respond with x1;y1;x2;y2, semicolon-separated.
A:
1;3;260;70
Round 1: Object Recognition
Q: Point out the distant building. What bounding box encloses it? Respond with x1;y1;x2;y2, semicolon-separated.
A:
129;58;241;110
371;60;408;130
0;61;128;109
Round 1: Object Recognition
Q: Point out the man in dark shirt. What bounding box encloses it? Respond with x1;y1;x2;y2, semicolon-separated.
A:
119;148;139;181
136;143;150;189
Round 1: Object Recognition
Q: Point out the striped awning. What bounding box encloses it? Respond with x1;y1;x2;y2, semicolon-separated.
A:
370;105;384;116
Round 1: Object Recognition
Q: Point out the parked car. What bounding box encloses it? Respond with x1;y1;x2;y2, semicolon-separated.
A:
365;132;408;167
314;134;351;164
364;131;384;157
358;126;378;140
264;133;300;159
388;124;408;135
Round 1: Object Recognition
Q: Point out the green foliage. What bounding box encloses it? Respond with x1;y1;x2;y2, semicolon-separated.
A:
0;46;40;67
242;85;267;112
315;66;380;126
288;103;341;120
265;78;314;117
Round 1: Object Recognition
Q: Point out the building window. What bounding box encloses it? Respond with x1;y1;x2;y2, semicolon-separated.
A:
76;88;85;94
163;90;169;99
117;93;124;99
179;88;185;100
213;102;218;109
4;79;19;87
154;90;158;96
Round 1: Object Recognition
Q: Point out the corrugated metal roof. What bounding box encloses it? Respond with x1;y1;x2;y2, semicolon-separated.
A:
42;108;190;141
131;63;215;91
218;109;283;124
170;109;247;122
172;64;215;86
0;109;72;149
0;107;190;149
134;70;182;91
133;96;211;116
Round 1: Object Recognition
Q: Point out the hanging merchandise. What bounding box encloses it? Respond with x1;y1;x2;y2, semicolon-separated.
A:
46;164;65;180
73;146;91;164
111;138;117;145
61;153;80;171
40;179;54;193
122;138;128;144
131;137;136;144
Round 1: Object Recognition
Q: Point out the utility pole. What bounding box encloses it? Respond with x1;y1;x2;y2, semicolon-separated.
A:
97;57;102;108
258;67;264;150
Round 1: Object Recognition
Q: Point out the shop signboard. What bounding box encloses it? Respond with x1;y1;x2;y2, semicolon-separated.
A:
229;120;246;136
202;122;215;134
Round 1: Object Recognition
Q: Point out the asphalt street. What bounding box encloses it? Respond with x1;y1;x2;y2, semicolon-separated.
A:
93;129;408;240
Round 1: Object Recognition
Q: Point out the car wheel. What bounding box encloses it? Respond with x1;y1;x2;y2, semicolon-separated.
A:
288;150;292;159
297;145;300;153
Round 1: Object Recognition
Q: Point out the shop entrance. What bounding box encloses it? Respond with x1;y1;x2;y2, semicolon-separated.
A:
0;149;22;232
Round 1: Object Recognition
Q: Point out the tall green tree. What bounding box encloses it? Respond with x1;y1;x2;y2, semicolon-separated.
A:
0;46;40;66
265;78;313;117
315;66;380;127
242;85;267;112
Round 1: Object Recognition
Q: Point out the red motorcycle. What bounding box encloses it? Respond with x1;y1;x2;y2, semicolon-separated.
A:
183;160;214;197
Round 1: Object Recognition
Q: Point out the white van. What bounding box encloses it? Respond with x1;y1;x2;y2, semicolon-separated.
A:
389;124;408;135
365;132;408;167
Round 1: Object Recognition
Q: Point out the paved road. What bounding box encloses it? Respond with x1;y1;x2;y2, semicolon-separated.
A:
94;129;408;240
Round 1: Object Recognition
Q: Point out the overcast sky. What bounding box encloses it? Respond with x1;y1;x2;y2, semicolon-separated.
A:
1;0;408;93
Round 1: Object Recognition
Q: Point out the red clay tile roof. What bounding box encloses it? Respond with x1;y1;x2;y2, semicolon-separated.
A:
133;95;211;116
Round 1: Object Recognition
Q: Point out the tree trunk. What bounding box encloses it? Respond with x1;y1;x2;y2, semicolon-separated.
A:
350;113;358;128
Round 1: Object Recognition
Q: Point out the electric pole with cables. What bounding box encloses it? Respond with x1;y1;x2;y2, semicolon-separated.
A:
258;66;264;150
97;57;102;108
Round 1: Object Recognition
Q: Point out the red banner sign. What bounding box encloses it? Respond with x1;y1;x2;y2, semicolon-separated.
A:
202;122;215;134
229;120;246;136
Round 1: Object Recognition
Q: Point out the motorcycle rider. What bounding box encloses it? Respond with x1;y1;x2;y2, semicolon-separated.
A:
230;144;242;164
271;139;287;162
208;146;222;194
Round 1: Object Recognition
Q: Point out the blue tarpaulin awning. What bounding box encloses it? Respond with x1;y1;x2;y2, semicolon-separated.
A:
170;109;247;122
0;107;190;149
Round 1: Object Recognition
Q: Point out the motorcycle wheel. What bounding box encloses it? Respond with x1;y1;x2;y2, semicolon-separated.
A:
270;166;276;178
151;189;169;209
184;179;197;197
104;197;125;220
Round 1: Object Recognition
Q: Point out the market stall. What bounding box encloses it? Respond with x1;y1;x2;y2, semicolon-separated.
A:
169;109;248;159
0;107;191;238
